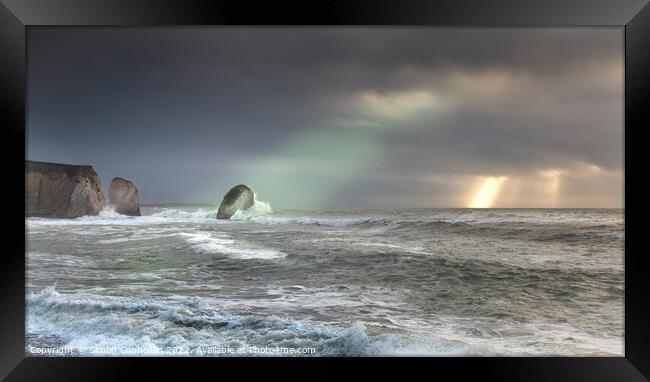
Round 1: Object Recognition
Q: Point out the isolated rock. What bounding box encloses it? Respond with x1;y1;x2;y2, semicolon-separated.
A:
25;160;105;218
217;184;254;219
108;177;141;216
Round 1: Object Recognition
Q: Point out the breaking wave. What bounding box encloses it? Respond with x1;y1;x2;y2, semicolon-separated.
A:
230;195;273;220
24;288;500;356
27;287;621;356
179;231;286;260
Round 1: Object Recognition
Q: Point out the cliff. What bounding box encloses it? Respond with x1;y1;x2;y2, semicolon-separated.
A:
108;177;141;216
25;160;105;218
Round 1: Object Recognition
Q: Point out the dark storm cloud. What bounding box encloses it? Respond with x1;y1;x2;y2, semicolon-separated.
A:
27;27;623;207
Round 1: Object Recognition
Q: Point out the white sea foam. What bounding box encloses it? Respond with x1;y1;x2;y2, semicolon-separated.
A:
230;195;273;220
26;287;622;357
23;288;482;356
179;231;286;260
148;208;218;219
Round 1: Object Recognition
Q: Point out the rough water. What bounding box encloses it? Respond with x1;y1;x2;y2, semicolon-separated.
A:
26;205;624;356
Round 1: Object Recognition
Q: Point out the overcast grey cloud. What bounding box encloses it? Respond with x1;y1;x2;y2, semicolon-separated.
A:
27;27;623;209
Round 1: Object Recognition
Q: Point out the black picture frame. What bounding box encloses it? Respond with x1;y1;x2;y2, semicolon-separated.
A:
1;0;648;380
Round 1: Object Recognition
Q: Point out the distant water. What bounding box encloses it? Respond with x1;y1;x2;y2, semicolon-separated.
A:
26;205;624;356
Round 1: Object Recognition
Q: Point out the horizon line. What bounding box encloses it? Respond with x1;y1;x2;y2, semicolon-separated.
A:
139;202;624;210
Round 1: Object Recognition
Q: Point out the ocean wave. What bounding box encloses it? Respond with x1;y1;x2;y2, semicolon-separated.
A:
26;203;624;246
361;219;624;245
25;205;622;250
229;209;623;244
230;197;273;220
96;227;180;244
179;231;286;260
292;217;390;227
27;287;621;356
25;287;358;355
243;216;392;228
148;207;218;219
23;288;498;356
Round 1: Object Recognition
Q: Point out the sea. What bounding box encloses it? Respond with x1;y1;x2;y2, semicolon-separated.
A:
25;202;624;356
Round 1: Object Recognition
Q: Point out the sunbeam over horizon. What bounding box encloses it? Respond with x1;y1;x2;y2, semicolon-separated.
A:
468;176;508;208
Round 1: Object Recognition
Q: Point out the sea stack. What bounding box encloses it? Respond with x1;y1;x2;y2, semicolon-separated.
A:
108;177;141;216
217;184;254;219
25;160;106;218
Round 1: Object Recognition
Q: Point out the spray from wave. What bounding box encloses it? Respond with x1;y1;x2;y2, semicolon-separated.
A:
27;287;505;356
145;193;273;221
230;194;273;220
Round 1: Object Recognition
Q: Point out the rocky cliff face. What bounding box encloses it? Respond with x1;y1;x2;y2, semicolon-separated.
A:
26;160;106;218
108;177;141;216
217;184;254;219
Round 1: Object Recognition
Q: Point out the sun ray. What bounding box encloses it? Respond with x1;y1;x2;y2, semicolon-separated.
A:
468;176;507;208
540;169;563;208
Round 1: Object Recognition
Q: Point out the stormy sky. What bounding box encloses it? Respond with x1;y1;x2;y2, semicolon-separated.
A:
27;27;623;209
